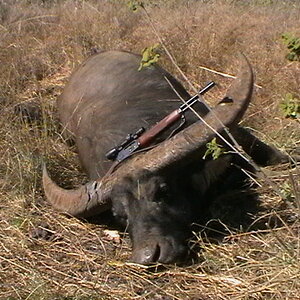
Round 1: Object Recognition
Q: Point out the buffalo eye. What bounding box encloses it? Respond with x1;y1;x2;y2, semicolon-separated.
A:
159;182;168;193
153;182;170;203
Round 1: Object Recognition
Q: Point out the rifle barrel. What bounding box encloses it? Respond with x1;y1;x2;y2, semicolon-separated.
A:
180;81;215;112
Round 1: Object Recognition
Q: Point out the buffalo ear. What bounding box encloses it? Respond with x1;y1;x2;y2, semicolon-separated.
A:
191;155;232;195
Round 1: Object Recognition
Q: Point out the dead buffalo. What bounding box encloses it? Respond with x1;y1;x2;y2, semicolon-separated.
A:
43;50;291;264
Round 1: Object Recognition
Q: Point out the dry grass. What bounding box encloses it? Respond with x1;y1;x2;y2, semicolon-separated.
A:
0;0;299;299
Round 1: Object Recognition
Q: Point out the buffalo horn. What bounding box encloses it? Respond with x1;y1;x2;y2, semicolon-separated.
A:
43;54;253;217
42;165;110;217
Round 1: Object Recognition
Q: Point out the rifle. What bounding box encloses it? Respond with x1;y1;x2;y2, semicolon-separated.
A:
105;81;215;162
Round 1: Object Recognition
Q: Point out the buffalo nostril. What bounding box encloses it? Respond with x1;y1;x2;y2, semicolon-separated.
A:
158;241;188;264
131;244;160;265
152;244;160;263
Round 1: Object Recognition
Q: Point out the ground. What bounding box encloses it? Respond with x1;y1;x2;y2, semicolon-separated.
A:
0;1;299;299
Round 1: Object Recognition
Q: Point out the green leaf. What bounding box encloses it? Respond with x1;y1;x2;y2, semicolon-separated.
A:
138;44;160;71
280;93;300;119
203;138;226;160
127;0;144;12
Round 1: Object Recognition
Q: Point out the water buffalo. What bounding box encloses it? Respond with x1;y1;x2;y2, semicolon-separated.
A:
43;50;291;264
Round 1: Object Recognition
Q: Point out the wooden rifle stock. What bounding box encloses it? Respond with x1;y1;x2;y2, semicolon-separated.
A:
138;109;182;147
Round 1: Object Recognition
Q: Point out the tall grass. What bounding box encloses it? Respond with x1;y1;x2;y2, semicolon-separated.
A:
0;0;299;299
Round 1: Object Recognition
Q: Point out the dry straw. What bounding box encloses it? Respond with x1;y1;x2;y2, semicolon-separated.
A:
0;0;299;299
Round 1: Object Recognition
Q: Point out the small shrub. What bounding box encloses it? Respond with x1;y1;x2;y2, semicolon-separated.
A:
280;93;300;119
127;0;144;11
280;182;295;202
282;33;300;61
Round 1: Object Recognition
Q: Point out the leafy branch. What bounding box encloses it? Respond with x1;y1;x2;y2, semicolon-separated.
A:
138;44;160;71
203;138;226;160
